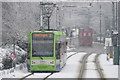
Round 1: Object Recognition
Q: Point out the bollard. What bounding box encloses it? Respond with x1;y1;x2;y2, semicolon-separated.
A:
109;46;113;58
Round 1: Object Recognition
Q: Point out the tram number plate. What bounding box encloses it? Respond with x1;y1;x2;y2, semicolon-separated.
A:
40;60;46;63
31;60;55;65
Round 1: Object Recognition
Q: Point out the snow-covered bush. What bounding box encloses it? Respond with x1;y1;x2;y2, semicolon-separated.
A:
0;63;3;70
2;56;13;69
0;44;27;69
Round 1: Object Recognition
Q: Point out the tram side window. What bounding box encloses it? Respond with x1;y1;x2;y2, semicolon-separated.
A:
63;42;67;53
61;41;67;54
83;33;86;36
88;33;91;36
65;41;67;52
56;43;60;59
61;42;65;53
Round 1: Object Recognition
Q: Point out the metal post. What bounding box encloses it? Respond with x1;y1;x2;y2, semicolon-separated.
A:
87;8;89;27
113;46;119;65
59;11;61;29
40;2;55;30
40;2;43;29
56;6;60;30
112;2;115;30
13;37;15;56
59;10;61;29
56;7;58;28
12;37;16;68
100;4;102;43
112;30;119;65
116;2;118;30
113;2;119;65
48;17;50;30
118;2;120;58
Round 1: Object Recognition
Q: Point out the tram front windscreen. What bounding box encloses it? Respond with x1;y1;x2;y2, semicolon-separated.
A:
32;33;54;57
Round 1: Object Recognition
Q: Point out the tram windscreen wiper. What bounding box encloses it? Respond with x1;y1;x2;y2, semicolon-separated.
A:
39;56;43;60
32;51;43;60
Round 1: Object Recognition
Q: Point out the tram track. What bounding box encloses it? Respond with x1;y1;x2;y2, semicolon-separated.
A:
19;73;33;80
95;54;106;80
78;53;93;79
19;72;54;80
78;53;105;80
67;51;80;59
19;52;106;80
19;51;80;80
43;72;54;80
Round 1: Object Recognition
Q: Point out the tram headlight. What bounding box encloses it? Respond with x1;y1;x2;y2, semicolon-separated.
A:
50;61;54;64
48;60;55;65
31;60;35;65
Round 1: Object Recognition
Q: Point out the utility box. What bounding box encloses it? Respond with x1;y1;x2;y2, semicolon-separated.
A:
105;38;112;46
112;31;118;46
112;31;119;65
105;38;113;58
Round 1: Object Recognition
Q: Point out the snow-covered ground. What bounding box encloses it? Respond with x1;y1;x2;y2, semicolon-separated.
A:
0;50;118;79
99;54;118;78
49;52;86;78
83;53;100;78
0;63;29;79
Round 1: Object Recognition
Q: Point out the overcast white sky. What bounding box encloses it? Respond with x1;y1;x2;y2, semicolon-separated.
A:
0;0;119;2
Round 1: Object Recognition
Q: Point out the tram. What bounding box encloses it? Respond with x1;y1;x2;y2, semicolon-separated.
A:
28;30;67;72
78;28;93;46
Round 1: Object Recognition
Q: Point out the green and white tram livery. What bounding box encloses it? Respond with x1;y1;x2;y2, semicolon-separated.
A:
29;30;67;72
